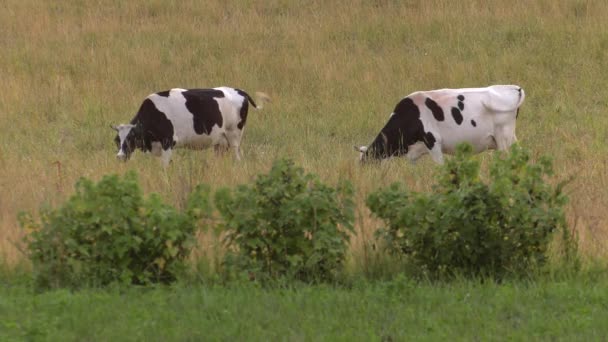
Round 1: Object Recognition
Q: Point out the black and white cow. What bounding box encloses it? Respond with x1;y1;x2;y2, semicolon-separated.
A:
355;85;525;164
112;87;269;166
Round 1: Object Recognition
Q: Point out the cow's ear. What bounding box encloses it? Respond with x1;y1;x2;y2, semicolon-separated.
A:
110;124;119;131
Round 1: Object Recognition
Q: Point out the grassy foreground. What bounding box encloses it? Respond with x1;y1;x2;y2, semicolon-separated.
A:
1;275;607;341
1;2;608;339
1;0;608;266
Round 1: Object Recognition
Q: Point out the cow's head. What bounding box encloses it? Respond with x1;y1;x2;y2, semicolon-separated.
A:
354;145;382;164
111;123;143;161
354;132;392;164
354;145;368;162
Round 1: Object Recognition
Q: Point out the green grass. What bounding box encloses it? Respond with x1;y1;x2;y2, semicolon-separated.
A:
1;275;607;341
1;1;608;338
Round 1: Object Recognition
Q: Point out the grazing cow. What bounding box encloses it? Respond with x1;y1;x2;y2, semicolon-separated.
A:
355;85;525;164
112;87;269;166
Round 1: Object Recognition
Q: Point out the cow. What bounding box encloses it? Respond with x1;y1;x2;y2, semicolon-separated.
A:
112;87;269;166
355;85;525;164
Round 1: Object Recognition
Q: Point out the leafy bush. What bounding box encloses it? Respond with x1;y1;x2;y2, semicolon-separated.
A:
19;172;212;289
215;159;355;283
367;144;576;279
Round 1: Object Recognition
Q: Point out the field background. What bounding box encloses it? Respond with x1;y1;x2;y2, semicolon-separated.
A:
1;0;607;268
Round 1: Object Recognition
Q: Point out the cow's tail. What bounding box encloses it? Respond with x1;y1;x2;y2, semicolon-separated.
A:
247;91;271;110
517;87;526;108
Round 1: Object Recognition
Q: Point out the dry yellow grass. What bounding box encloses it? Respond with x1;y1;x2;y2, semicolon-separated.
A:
1;0;607;266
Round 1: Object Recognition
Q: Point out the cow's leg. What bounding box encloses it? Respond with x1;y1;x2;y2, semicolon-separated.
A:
160;148;172;167
224;131;243;161
406;142;429;164
151;142;163;157
495;135;517;151
234;145;242;161
423;132;444;164
429;145;445;164
160;138;175;167
214;144;228;156
495;125;517;151
495;138;507;151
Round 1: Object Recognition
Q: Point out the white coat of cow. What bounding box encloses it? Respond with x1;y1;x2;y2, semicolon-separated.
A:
355;85;525;163
112;87;269;166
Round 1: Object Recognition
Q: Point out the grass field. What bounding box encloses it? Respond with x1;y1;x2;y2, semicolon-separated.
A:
1;1;608;339
2;0;607;267
1;275;608;341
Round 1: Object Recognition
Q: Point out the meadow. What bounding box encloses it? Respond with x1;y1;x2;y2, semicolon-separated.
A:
1;0;608;338
2;0;607;266
2;275;608;341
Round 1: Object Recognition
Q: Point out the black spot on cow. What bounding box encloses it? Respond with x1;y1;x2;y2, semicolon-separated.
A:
457;95;465;101
458;101;464;111
471;119;477;127
425;98;444;121
156;90;171;97
366;97;427;160
235;89;255;130
451;107;463;125
423;131;436;150
124;98;175;154
182;89;225;135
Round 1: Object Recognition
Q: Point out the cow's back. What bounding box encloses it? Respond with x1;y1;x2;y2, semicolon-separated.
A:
142;88;244;149
413;89;497;153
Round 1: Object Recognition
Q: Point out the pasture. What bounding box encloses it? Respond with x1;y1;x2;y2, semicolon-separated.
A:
2;0;608;339
2;0;607;267
1;275;608;341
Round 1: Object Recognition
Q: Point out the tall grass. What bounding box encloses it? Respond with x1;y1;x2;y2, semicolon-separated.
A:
1;0;607;266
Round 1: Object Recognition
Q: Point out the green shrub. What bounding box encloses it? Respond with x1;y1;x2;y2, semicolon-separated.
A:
19;172;212;289
367;144;576;279
215;159;355;283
